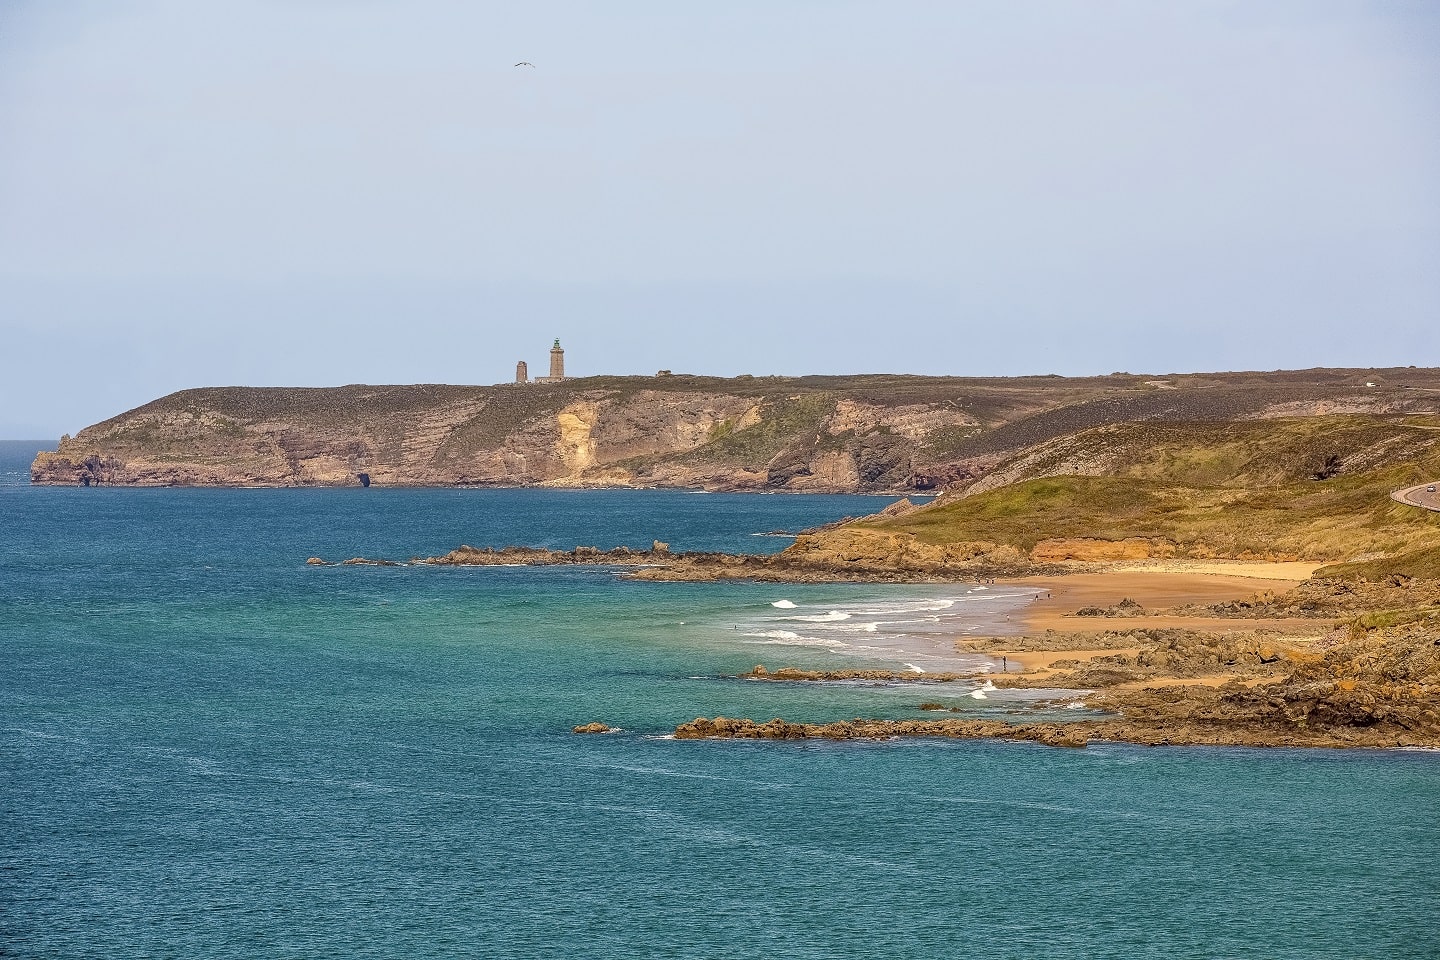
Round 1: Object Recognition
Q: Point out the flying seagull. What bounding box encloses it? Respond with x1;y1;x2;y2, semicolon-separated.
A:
514;61;535;68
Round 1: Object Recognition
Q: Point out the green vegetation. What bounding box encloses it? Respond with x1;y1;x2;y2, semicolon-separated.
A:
679;394;834;468
1316;544;1440;581
436;391;563;459
1348;606;1440;632
917;424;983;459
857;417;1440;561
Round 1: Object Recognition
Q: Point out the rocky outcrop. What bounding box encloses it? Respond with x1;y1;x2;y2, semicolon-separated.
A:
770;528;1033;578
572;723;617;734
674;716;1093;748
742;665;970;683
318;541;1048;587
671;710;1438;749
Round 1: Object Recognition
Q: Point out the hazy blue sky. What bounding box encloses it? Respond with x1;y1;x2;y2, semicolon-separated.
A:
1;1;1437;438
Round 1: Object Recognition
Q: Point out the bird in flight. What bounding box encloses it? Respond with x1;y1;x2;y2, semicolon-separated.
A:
514;62;535;68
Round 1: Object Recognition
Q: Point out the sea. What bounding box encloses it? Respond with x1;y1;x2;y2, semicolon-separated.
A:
2;442;1438;959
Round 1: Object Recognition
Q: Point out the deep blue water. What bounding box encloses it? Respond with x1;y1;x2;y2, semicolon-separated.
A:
2;485;1438;959
0;441;48;487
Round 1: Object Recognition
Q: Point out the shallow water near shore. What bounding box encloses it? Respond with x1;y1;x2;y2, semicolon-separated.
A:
3;486;1438;958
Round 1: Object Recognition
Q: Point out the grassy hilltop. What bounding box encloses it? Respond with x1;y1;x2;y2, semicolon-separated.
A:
840;415;1440;564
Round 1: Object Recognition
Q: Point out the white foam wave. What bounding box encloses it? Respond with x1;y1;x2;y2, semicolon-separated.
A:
904;663;925;674
787;611;851;623
969;690;988;700
747;629;801;641
770;599;797;608
741;630;846;648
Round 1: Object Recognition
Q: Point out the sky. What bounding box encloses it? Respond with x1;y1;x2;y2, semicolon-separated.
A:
1;1;1437;439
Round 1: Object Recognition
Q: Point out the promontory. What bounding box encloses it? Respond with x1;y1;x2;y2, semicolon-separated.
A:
29;367;1440;492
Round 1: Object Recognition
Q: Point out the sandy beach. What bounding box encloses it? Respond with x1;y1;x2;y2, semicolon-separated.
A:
938;560;1332;688
1011;561;1323;635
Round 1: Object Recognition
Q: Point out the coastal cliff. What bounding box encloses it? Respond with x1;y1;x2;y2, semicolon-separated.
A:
30;367;1440;491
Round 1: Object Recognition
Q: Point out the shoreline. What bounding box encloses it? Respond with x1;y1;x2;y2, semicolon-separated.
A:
664;561;1440;750
22;477;935;497
310;541;1437;751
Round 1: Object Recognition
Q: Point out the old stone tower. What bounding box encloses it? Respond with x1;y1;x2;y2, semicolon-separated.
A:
512;340;567;384
549;339;565;380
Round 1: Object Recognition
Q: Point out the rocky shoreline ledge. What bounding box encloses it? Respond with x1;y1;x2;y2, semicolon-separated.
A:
306;536;1057;582
669;712;1436;749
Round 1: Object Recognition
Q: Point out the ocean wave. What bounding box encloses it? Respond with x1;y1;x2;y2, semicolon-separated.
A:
786;610;851;623
815;621;884;634
815;598;965;618
746;629;802;641
770;600;797;609
740;630;846;647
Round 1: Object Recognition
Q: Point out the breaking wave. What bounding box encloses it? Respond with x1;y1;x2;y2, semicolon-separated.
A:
741;630;845;648
719;588;1042;669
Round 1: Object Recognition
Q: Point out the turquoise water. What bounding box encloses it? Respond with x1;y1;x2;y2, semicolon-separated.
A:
3;484;1438;958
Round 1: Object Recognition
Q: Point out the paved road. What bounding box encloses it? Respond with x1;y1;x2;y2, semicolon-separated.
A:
1392;482;1440;512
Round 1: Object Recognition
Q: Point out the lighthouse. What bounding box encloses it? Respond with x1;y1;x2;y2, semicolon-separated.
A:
548;339;565;380
511;339;568;385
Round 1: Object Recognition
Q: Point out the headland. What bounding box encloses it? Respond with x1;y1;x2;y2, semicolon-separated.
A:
30;366;1440;492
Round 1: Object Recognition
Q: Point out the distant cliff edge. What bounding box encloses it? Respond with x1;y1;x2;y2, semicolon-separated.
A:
30;369;1440;491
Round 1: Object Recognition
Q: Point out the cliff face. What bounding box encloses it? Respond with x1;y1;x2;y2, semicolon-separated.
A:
30;379;980;490
30;369;1440;490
